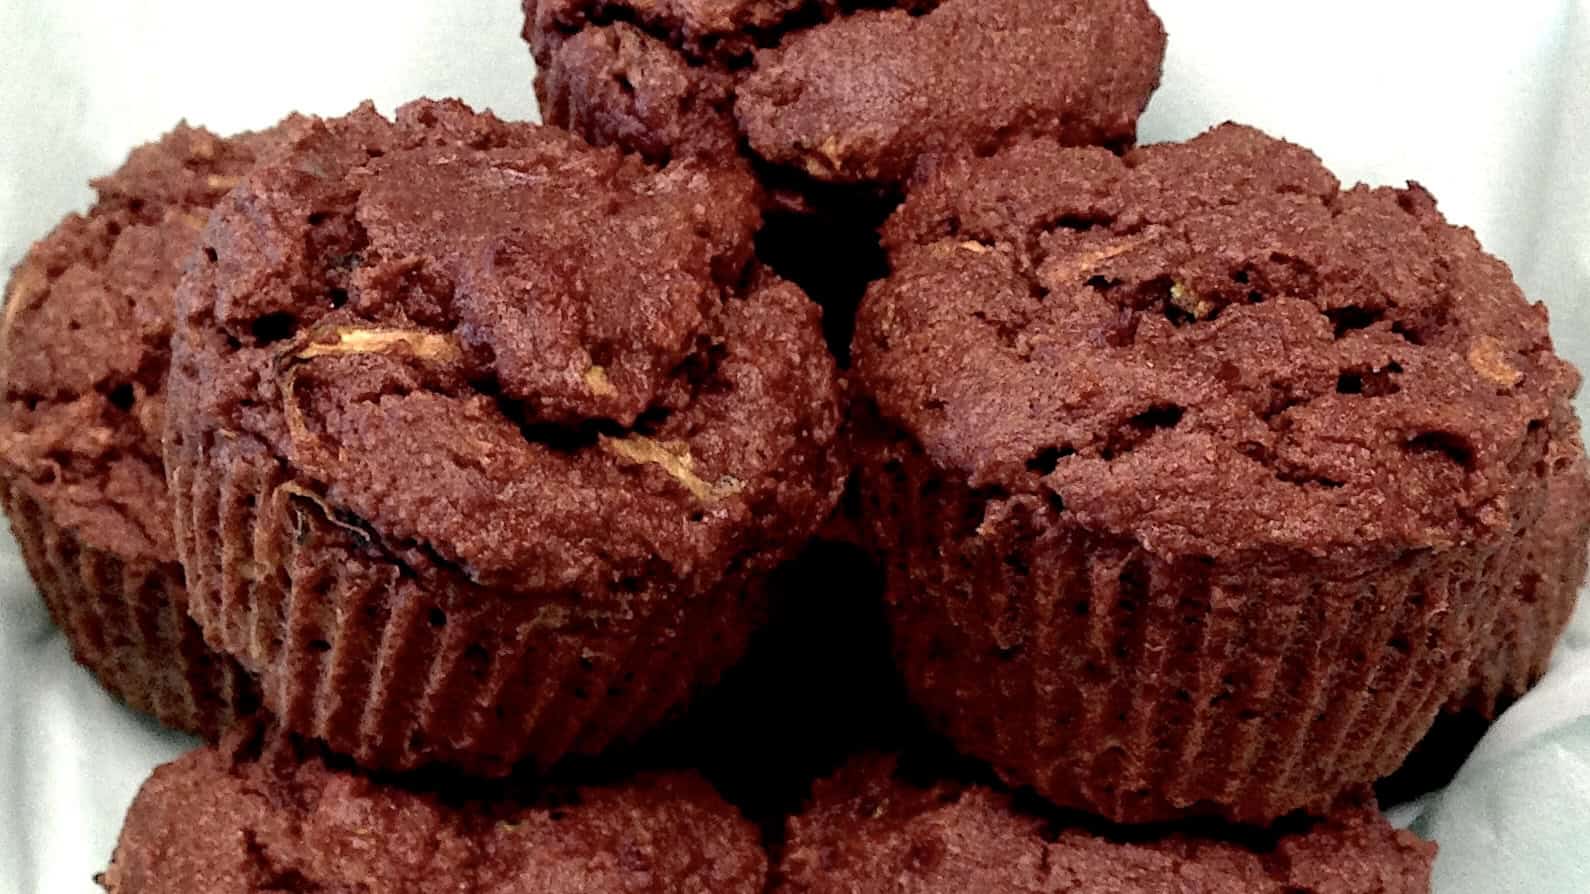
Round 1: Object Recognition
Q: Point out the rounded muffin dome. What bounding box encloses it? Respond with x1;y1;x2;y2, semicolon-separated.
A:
103;722;767;893
852;123;1584;823
165;99;846;775
777;755;1434;893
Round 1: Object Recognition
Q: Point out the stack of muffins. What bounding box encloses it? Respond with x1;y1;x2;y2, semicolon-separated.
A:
2;2;1585;891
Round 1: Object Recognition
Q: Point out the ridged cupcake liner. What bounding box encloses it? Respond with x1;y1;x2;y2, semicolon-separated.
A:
0;477;256;740
1453;434;1590;717
171;432;768;776
858;422;1538;825
1457;573;1579;719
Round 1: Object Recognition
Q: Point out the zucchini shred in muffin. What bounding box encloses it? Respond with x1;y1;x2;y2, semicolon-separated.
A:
851;123;1586;824
164;99;845;776
0;124;278;739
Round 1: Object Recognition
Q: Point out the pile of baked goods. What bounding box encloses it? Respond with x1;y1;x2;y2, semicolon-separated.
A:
3;2;1585;891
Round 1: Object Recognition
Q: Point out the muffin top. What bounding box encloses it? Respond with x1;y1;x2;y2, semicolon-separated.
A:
167;99;843;595
527;0;1166;185
0;124;276;561
101;723;767;893
854;123;1582;558
776;756;1434;894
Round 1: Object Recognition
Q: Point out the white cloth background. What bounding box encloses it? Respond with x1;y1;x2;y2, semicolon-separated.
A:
0;2;1586;892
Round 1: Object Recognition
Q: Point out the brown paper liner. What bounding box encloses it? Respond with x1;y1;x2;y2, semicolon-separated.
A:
171;432;767;776
1452;433;1590;717
0;478;256;740
857;420;1538;825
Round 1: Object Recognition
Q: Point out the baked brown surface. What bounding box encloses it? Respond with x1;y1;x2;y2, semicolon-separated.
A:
776;756;1434;893
0;124;272;738
852;123;1584;823
102;722;767;893
164;99;845;775
526;0;1166;185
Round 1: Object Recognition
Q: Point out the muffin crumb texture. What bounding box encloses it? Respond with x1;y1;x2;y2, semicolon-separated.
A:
526;0;1166;185
101;725;768;893
776;757;1435;893
2;124;274;563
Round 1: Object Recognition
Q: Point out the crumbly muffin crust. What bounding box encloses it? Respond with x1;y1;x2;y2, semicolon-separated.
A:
852;123;1582;822
165;100;845;773
3;124;274;563
776;756;1435;893
102;723;767;893
526;0;1165;184
0;124;275;737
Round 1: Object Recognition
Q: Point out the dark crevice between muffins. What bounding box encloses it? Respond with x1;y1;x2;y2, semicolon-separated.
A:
809;750;1409;888
180;549;905;840
755;204;891;366
222;716;658;816
638;539;928;851
1374;710;1493;807
750;148;903;365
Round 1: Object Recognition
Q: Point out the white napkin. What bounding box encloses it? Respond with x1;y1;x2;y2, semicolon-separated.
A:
1;2;1586;892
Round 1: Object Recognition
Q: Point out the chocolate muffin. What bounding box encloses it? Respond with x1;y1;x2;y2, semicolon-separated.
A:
164;99;846;776
851;123;1584;823
525;0;1166;186
0;124;276;739
525;0;1167;358
776;756;1434;893
1457;426;1589;715
101;722;767;893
